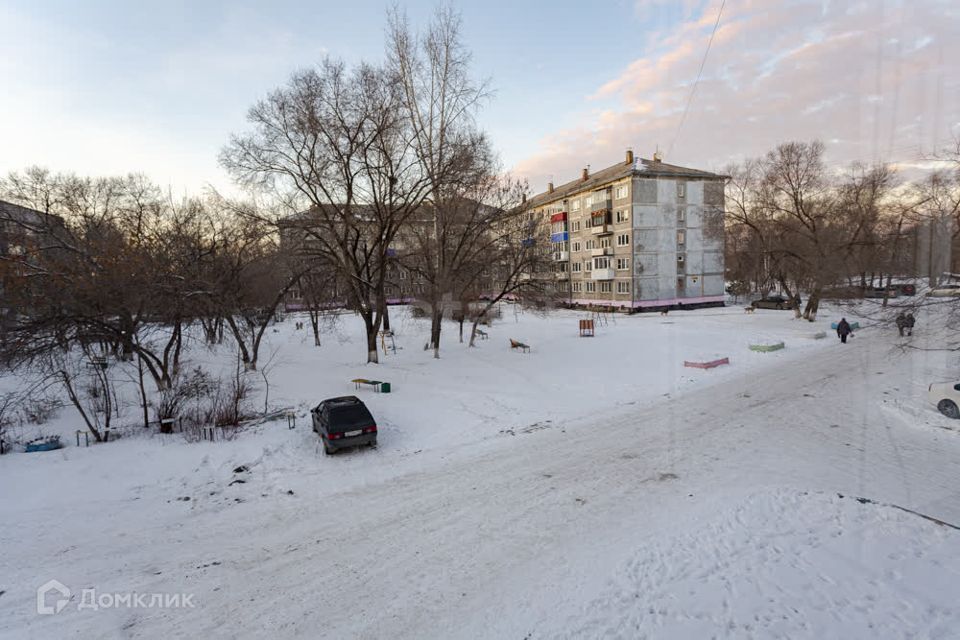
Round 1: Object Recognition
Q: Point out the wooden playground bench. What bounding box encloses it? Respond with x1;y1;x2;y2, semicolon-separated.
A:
509;339;530;353
475;328;488;339
579;319;595;337
351;378;383;392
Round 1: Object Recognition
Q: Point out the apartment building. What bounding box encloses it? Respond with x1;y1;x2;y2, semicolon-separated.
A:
0;200;68;335
523;150;726;311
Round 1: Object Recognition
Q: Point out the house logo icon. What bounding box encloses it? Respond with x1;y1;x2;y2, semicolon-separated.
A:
36;579;71;615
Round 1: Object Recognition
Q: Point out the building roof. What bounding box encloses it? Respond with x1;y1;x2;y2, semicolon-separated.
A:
0;199;47;222
0;199;66;229
525;158;725;209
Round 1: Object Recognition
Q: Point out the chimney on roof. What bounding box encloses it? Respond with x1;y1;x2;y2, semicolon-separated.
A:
653;148;662;163
625;148;634;165
521;193;526;203
547;181;554;193
581;167;589;182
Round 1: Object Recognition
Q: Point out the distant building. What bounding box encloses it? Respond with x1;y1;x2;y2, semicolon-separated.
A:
0;199;68;335
277;206;431;311
907;215;954;285
522;150;727;311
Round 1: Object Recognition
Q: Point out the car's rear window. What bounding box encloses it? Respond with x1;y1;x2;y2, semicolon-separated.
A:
328;406;374;432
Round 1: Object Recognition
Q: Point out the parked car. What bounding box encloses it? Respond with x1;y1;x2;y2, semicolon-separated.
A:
929;382;960;419
894;283;916;296
750;295;797;310
863;286;899;299
311;396;378;455
928;284;960;297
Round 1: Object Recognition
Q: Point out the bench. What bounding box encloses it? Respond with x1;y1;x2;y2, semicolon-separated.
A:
475;329;488;340
509;339;530;353
579;319;595;337
351;378;383;392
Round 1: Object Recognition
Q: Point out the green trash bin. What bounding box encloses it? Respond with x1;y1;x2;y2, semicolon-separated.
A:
380;382;391;393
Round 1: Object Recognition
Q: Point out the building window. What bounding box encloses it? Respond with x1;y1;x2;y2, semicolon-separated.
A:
585;239;594;250
617;280;631;294
573;281;582;293
600;237;611;249
585;260;592;272
616;233;630;247
572;261;583;273
586;281;596;293
571;220;581;232
572;241;581;252
584;216;592;228
571;200;581;212
677;230;686;245
615;185;628;200
677;254;685;274
616;258;630;271
677;181;686;198
600;281;612;293
677;277;685;291
616;209;629;223
594;256;610;270
678;209;686;224
558;281;569;292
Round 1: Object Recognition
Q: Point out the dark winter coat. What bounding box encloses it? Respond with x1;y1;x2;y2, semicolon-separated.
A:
906;314;915;328
837;319;853;337
896;313;907;329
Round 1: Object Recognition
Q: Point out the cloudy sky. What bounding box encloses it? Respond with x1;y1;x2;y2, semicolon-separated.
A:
1;0;957;196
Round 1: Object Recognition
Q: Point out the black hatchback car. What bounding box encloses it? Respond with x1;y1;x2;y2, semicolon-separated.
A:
311;396;378;455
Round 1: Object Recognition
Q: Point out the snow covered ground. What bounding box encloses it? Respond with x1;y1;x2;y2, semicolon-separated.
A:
1;301;959;639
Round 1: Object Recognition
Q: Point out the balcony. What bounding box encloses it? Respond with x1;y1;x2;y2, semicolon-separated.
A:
550;231;569;243
591;268;615;280
590;223;612;236
553;250;569;262
589;198;611;214
590;247;612;257
555;271;569;280
549;212;567;223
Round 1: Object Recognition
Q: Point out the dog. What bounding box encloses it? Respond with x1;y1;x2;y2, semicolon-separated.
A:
744;306;756;314
659;309;669;316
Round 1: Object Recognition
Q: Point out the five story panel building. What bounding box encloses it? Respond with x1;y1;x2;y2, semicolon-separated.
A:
524;150;726;311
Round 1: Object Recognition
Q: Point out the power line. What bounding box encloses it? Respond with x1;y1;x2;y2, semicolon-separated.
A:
667;0;726;159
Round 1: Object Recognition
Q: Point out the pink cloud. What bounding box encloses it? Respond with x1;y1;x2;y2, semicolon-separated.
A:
514;1;959;192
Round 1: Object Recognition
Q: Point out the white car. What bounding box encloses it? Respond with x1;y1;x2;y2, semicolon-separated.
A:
928;284;960;297
929;382;960;418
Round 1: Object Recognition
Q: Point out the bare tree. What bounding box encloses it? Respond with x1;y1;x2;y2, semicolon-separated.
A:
466;184;558;347
387;6;493;357
221;59;431;363
0;170;195;388
724;142;901;321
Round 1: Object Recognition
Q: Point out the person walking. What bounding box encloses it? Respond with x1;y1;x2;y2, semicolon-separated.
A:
837;317;853;344
896;312;907;337
905;313;915;336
